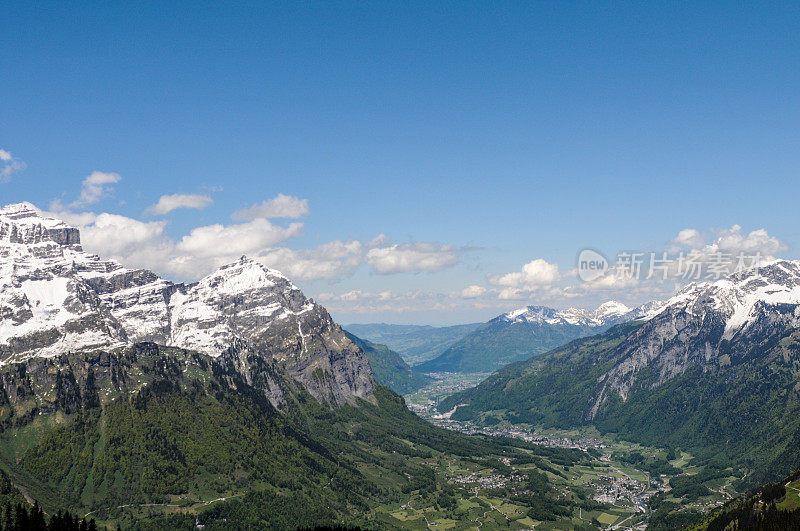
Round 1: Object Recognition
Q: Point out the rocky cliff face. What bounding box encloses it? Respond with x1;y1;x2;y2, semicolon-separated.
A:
442;260;800;420
590;260;800;412
0;202;374;407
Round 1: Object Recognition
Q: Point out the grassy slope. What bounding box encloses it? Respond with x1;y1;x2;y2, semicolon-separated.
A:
438;322;636;423
691;467;800;530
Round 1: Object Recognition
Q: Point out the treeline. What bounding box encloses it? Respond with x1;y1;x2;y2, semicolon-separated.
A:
0;503;98;531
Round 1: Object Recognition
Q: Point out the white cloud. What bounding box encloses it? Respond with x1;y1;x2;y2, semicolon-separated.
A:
48;202;306;279
177;218;304;258
670;228;705;249
317;290;374;302
341;290;370;301
49;179;460;282
668;225;785;258
710;225;787;257
145;194;213;215
232;194;310;220
316;288;460;315
460;285;487;298
497;287;525;300
651;225;788;282
0;149;26;183
51;209;174;273
366;243;459;274
318;286;569;317
564;224;788;304
254;239;366;281
180;220;795;318
572;266;640;292
78;213;168;258
489;258;561;289
70;171;121;207
46;198;458;283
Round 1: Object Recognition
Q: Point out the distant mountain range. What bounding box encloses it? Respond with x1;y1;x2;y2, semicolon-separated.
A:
440;259;800;486
415;301;661;373
344;322;481;364
6;201;800;526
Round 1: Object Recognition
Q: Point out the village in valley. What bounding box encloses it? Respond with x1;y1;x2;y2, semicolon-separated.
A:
402;374;735;529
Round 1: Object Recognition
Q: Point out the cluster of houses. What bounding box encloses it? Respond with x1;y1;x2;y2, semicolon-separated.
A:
588;474;645;505
425;417;611;454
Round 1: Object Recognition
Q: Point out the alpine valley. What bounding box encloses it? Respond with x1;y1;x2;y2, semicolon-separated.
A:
440;259;800;524
0;203;614;530
343;323;482;366
3;201;800;530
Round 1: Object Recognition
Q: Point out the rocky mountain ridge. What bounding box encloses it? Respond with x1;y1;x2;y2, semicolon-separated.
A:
590;259;800;408
463;260;800;410
0;202;374;406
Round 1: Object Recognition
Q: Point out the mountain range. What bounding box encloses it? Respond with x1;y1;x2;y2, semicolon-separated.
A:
0;202;374;408
0;202;582;528
440;259;800;486
415;300;661;373
5;201;800;528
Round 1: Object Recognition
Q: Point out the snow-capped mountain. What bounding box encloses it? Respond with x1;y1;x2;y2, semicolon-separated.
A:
585;259;800;409
0;202;374;405
450;260;800;406
643;259;800;336
499;300;635;327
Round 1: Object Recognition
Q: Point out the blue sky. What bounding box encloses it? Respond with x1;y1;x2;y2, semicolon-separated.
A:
1;2;799;324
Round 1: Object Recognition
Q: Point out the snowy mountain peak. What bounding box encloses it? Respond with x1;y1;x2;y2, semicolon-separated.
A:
582;259;800;406
0;202;37;215
593;300;631;319
502;305;560;322
0;204;340;355
0;202;80;246
212;255;293;288
652;259;800;336
0;202;374;405
499;301;635;327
